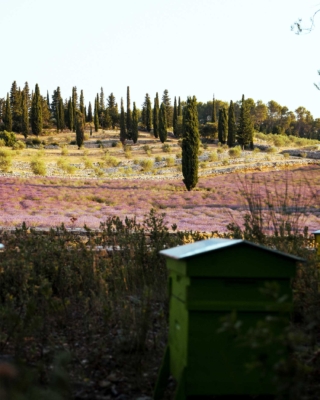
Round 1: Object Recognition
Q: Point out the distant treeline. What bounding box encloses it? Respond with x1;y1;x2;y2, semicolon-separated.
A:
0;81;319;142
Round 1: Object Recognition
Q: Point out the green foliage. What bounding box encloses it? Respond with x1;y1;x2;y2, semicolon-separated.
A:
227;100;236;147
57;158;76;174
132;102;139;144
153;93;159;139
159;103;167;143
218;107;228;144
201;122;218;139
12;140;26;150
182;96;200;191
0;148;13;171
237;94;254;149
30;84;43;136
75;112;84;149
228;145;242;158
139;158;153;172
162;89;172;128
0;130;16;147
3;93;12;132
173;96;178;136
120;98;126;144
144;93;152;132
30;157;46;175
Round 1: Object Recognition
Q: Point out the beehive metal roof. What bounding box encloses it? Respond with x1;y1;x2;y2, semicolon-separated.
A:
312;230;320;234
160;238;304;262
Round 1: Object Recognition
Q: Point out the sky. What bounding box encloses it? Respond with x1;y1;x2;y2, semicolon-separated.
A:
1;0;320;117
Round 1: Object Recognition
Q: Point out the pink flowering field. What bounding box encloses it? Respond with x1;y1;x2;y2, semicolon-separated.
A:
1;165;320;233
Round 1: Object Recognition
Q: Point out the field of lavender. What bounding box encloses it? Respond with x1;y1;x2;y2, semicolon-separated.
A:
1;164;319;233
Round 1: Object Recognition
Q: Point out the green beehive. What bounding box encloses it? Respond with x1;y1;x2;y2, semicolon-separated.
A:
154;238;303;400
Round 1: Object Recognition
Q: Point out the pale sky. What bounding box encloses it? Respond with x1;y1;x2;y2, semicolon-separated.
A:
1;0;320;117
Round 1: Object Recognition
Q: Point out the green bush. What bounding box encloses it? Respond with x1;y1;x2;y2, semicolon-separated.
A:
165;157;175;167
12;140;26;150
162;143;171;153
57;158;76;174
103;155;120;167
266;146;277;154
283;152;290;159
208;151;218;162
228;145;242;158
0;139;6;147
30;157;46;175
139;158;154;172
155;155;162;162
0;148;13;171
0;130;16;147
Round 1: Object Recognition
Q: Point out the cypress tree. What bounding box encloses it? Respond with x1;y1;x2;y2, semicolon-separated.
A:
107;93;118;129
99;87;105;113
237;95;254;149
72;87;78;131
178;96;182;116
104;108;112;129
75;112;84;149
132;102;139;144
23;82;31;111
218;107;228;144
4;93;12;132
227;100;236;147
67;98;73;131
182;96;200;191
162;89;172;128
212;95;217;123
10;81;22;132
145;93;152;132
30;84;42;136
80;90;85;117
159;102;167;143
21;91;29;138
87;102;93;122
173;96;178;136
153;93;159;138
120;98;126;144
94;97;99;132
126;86;132;139
59;98;65;131
47;91;50;108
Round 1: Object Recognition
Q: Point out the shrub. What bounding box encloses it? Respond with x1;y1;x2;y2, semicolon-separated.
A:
217;147;224;154
199;161;207;169
283;152;290;159
61;146;69;156
0;139;6;147
165;157;175;167
155;155;162;162
111;141;117;147
162;143;171;153
228;145;242;158
0;130;16;147
103;155;120;167
30;157;46;175
83;157;94;169
253;147;260;154
57;158;76;174
176;152;182;159
300;152;307;158
0;148;12;171
139;159;154;172
12;140;26;150
266;146;277;154
208;151;218;162
143;144;151;153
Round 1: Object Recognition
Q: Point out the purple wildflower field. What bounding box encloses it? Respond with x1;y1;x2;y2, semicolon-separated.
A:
1;165;320;232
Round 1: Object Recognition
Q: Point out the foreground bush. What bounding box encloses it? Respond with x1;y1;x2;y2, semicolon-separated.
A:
0;148;13;171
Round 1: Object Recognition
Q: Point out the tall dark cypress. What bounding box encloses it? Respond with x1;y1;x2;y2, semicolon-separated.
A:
227;100;236;147
4;93;12;132
153;92;159;138
120;97;126;144
182;96;200;191
80;90;85;117
212;95;217;123
218;107;228;144
162;89;172;128
59;98;65;131
173;96;178;136
126;86;132;139
75;112;84;149
237;94;254;149
94;97;99;132
159;102;167;143
67;98;73;131
87;102;93;123
30;84;42;136
178;96;182;116
47;91;50;108
145;93;152;132
72;87;78;131
21;91;29;138
132;102;139;144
